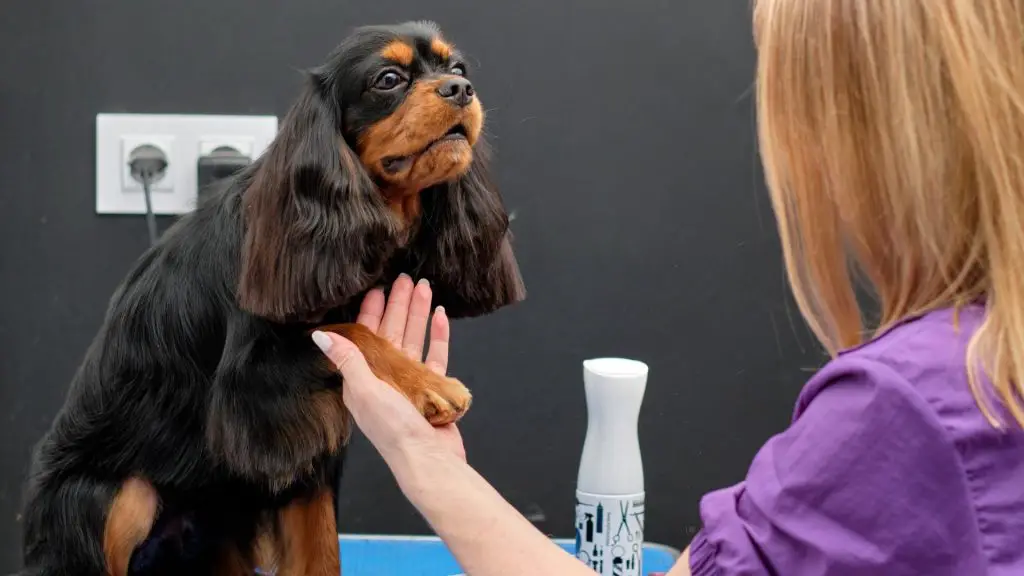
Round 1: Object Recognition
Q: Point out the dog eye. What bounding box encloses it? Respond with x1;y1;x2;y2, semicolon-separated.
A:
373;70;405;90
450;63;466;76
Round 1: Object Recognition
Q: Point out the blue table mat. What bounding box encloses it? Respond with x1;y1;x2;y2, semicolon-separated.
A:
338;534;680;575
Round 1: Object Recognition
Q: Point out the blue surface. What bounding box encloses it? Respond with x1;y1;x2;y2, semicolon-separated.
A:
338;534;680;575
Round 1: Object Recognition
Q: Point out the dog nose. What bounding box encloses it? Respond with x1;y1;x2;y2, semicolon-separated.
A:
437;77;474;107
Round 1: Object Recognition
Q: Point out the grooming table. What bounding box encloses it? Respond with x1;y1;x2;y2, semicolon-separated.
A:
337;534;680;575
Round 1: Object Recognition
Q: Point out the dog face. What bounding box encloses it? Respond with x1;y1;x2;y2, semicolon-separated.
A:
339;25;485;203
237;21;525;323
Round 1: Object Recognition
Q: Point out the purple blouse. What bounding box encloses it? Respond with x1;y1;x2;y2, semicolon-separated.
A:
689;304;1024;575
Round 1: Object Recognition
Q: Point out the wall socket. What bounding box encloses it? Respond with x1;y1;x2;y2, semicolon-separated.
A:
96;113;278;215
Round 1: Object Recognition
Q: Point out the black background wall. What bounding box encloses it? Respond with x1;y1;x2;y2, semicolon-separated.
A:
0;0;825;571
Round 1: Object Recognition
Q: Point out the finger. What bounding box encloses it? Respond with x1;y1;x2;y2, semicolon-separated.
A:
424;306;450;375
379;274;415;347
311;331;377;386
355;288;386;332
402;279;432;360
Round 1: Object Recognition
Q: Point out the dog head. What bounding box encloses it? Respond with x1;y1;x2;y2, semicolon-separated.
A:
238;21;525;323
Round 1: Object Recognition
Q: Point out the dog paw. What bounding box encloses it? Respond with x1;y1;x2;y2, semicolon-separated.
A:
413;373;472;425
313;322;473;426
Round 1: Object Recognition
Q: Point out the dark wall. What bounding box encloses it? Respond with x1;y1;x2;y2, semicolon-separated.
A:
0;0;824;571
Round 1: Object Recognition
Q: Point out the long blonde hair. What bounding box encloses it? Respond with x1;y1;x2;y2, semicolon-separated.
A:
754;0;1024;428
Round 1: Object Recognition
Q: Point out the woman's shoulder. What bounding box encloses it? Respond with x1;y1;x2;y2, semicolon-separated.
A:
839;303;982;377
797;304;988;423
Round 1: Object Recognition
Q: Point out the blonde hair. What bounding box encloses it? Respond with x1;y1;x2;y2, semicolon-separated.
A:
753;0;1024;428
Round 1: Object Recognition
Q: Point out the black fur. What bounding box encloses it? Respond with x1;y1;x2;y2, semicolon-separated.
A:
18;20;524;576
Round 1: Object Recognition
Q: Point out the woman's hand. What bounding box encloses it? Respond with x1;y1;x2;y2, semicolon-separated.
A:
354;275;449;376
354;275;466;460
312;274;466;464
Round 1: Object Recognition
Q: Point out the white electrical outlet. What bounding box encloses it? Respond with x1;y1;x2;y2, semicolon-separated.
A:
120;134;175;193
96;113;278;215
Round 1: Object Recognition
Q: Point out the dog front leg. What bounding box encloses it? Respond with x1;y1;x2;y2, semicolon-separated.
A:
206;314;351;491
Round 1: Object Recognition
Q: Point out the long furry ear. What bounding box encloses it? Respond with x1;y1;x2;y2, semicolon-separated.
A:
408;140;527;318
238;74;402;322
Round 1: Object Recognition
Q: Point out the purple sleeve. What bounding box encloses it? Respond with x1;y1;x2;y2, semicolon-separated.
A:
688;357;984;575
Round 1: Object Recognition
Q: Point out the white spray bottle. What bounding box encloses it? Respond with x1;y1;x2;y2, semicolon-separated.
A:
574;357;648;576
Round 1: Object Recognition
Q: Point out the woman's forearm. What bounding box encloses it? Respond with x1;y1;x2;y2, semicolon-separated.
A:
392;448;595;576
666;547;692;575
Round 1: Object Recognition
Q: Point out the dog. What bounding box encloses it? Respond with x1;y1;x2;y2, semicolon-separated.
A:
18;20;525;576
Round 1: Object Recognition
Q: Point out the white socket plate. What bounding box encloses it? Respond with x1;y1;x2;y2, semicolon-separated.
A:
95;113;278;215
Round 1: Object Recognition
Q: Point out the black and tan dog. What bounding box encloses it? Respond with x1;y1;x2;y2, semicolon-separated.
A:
19;20;524;576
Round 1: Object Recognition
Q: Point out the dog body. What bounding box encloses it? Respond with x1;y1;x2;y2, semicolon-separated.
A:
19;21;524;576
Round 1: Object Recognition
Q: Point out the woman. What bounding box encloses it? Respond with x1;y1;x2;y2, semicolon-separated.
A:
313;1;1024;573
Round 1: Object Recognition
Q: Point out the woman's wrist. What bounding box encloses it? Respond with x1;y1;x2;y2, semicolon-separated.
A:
387;438;464;506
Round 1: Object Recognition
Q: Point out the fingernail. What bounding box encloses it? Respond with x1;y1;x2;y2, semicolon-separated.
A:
418;278;430;287
436;306;446;315
311;331;333;353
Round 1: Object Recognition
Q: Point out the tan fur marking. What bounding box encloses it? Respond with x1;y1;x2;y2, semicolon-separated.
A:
380;40;414;66
275;490;340;576
103;477;159;576
431;37;454;60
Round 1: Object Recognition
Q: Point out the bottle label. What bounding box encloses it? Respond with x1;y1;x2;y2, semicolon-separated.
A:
574;492;645;576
